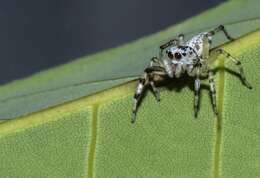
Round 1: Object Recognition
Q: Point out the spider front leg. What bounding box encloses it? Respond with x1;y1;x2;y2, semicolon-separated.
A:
150;56;163;67
213;48;252;89
159;34;184;57
208;70;218;115
132;77;146;122
194;69;201;117
178;34;185;45
148;57;164;101
150;80;160;102
132;66;166;123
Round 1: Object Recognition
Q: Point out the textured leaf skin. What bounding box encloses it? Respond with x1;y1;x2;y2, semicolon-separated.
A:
95;90;215;178
0;31;259;178
0;0;260;119
0;101;91;177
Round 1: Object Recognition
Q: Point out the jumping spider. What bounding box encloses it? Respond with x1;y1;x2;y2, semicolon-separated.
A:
132;25;252;123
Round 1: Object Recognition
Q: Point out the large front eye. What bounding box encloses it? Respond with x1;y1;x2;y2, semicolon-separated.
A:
167;51;174;59
174;52;182;60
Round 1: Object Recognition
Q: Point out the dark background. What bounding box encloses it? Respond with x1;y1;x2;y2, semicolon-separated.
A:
0;0;225;84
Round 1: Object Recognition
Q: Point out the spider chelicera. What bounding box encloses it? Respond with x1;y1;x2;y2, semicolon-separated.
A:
132;25;252;123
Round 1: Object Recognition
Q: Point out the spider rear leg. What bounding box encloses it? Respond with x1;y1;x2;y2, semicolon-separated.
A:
208;25;234;41
215;48;252;89
209;70;218;115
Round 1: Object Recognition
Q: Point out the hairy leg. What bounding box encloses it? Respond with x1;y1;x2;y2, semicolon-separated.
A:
158;34;185;58
211;48;252;89
150;56;163;67
133;76;147;123
150;80;160;102
132;66;166;123
178;34;185;45
194;67;201;117
208;25;234;41
208;70;218;115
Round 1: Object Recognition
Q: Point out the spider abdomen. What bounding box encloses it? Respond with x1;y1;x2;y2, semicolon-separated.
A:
186;32;211;58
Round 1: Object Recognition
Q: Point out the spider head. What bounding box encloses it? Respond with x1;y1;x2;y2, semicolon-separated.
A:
163;47;183;78
165;46;197;77
166;46;196;65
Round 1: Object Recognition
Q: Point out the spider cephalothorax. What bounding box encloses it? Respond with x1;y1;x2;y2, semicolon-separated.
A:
165;46;199;78
132;25;252;123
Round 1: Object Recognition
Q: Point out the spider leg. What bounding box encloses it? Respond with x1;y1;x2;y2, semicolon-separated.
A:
132;76;147;123
194;67;201;117
159;38;179;57
178;34;185;45
150;80;160;102
132;66;166;123
146;57;163;102
208;25;234;41
213;48;252;89
208;70;218;115
159;34;184;51
150;56;163;67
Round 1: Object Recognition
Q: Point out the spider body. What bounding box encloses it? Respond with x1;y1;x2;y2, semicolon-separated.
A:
165;32;214;79
132;25;252;123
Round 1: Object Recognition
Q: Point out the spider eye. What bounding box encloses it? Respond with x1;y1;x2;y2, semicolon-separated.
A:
167;51;174;59
174;52;182;60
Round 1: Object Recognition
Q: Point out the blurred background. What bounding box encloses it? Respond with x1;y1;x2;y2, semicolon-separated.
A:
0;0;225;84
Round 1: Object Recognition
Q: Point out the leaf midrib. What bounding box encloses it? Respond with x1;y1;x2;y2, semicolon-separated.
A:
87;104;99;178
213;53;225;178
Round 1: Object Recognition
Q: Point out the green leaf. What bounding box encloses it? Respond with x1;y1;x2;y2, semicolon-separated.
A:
0;0;260;119
0;102;91;177
0;1;260;178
